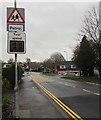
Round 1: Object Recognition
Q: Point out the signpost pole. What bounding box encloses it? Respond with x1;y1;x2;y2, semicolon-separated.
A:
14;0;19;118
15;0;17;8
14;53;19;118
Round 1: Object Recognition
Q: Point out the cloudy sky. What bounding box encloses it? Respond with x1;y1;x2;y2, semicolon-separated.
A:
1;0;99;62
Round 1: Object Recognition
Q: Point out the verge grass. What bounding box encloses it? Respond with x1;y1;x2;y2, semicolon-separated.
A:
62;76;100;84
43;73;55;76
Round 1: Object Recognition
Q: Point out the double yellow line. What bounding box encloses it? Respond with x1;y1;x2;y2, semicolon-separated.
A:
33;80;84;120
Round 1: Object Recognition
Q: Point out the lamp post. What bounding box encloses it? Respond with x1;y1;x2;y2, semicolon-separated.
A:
64;51;68;61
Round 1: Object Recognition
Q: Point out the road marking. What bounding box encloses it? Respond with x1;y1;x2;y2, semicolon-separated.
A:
86;82;101;86
93;93;100;96
82;89;100;96
65;83;76;88
31;77;84;120
56;81;76;88
82;89;90;93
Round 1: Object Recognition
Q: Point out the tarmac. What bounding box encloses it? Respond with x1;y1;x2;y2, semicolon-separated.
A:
18;73;69;119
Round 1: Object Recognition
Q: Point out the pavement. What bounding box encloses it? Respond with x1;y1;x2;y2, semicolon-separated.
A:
18;72;69;119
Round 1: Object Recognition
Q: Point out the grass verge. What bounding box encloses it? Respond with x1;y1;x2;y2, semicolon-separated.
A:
62;76;101;84
42;73;55;76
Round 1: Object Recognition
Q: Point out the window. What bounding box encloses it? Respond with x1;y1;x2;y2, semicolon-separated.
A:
71;65;76;69
60;65;66;69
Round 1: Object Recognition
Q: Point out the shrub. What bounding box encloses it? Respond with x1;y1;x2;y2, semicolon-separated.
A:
2;78;11;90
2;96;14;119
2;64;24;88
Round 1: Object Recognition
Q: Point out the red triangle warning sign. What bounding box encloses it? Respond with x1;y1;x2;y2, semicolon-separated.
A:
7;8;25;23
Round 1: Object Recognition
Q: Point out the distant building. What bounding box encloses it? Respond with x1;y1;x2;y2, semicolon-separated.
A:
55;61;80;76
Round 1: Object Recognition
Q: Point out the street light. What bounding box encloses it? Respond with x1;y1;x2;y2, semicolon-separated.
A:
64;51;68;61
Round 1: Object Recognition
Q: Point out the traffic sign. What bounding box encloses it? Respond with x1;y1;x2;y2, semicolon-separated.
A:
7;7;25;31
9;25;23;32
7;32;26;54
7;8;24;23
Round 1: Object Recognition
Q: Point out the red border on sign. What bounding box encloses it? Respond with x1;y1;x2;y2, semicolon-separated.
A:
7;8;25;23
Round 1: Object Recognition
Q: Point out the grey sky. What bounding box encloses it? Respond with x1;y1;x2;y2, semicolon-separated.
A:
1;1;98;62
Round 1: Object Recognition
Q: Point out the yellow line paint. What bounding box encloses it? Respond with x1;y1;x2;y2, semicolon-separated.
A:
44;86;83;120
38;83;78;120
31;76;84;120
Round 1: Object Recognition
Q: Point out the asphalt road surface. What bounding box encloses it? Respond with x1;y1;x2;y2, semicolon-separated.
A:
19;72;70;118
30;72;100;119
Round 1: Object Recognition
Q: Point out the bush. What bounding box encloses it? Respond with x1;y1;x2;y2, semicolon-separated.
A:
2;96;14;119
2;78;11;90
2;64;24;88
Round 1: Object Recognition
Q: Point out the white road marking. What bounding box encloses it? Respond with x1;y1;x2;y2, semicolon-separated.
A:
65;83;76;88
55;81;76;88
93;93;100;96
82;89;90;93
86;82;100;86
82;89;100;96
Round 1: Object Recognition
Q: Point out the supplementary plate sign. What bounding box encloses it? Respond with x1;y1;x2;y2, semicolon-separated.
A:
9;25;23;32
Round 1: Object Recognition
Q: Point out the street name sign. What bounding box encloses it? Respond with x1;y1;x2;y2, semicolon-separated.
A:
7;7;25;31
7;32;26;54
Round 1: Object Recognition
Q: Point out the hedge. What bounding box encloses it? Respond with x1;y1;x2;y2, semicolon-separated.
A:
2;64;24;88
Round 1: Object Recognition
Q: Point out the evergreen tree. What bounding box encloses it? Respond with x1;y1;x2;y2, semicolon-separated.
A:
74;35;95;76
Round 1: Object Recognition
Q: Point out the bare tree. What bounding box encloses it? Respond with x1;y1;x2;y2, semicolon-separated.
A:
8;58;14;64
50;52;66;63
80;7;99;44
42;52;65;73
79;6;101;78
26;58;31;70
42;58;54;72
26;58;31;63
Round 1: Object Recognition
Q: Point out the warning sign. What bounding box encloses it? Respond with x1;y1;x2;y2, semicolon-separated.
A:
7;7;25;31
7;8;25;23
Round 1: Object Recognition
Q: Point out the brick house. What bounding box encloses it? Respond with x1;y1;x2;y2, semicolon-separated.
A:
55;61;80;76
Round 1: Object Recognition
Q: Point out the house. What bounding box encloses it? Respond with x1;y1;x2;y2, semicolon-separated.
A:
55;61;80;76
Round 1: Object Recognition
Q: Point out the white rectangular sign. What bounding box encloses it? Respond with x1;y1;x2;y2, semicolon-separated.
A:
8;32;26;41
9;25;23;32
7;32;26;54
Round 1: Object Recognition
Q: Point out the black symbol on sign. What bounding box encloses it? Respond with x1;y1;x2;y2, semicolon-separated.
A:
11;14;19;21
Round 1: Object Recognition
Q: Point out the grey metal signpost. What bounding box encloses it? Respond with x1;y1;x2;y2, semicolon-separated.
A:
14;0;19;118
14;53;19;118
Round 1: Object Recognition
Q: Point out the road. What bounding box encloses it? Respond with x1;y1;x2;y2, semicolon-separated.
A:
30;72;100;119
19;72;70;118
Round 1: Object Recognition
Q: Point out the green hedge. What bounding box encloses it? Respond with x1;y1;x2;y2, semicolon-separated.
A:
2;64;24;88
